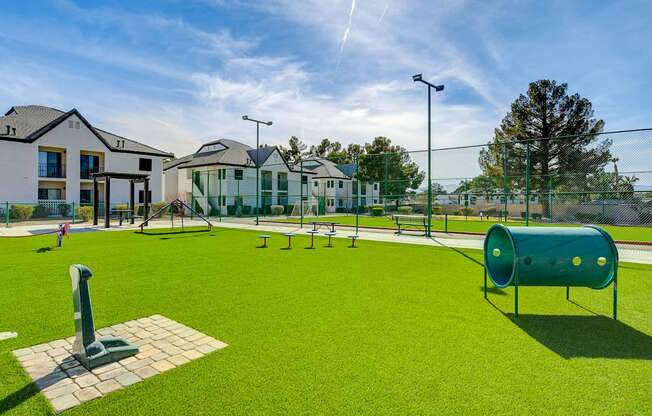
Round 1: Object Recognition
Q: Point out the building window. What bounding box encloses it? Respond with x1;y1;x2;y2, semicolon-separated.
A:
301;175;308;184
234;169;243;180
361;185;367;195
75;121;80;129
314;181;318;187
80;154;100;179
39;151;64;178
373;183;378;190
68;120;74;128
138;190;152;203
338;180;343;189
338;199;343;207
222;195;226;206
139;158;152;171
261;170;273;190
38;188;62;200
80;190;92;204
277;172;288;192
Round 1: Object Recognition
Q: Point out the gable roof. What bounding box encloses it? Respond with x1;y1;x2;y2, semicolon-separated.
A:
0;105;173;157
164;139;314;174
301;157;353;179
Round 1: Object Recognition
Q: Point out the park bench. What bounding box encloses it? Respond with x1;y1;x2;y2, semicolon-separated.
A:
393;214;428;236
310;221;338;232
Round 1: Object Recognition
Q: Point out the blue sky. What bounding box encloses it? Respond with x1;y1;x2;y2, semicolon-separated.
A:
1;0;650;172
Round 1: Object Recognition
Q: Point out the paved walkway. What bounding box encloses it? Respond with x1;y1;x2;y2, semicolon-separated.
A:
2;219;651;264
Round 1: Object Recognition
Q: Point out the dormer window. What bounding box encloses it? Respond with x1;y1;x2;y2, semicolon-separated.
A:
68;120;74;128
197;143;226;154
75;121;80;129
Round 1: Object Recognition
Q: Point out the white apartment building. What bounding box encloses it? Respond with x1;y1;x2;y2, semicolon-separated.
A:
0;106;172;212
163;139;315;216
302;158;382;213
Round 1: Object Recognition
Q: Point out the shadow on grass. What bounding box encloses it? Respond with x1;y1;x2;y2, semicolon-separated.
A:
136;229;214;237
0;367;68;413
429;237;484;268
481;286;507;296
33;247;53;253
506;314;652;360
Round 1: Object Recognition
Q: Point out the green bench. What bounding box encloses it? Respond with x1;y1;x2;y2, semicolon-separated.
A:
393;214;428;235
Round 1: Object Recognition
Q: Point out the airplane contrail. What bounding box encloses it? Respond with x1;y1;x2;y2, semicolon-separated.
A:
337;0;356;66
378;1;390;23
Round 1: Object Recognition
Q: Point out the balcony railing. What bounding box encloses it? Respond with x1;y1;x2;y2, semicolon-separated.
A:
80;165;104;179
38;163;65;178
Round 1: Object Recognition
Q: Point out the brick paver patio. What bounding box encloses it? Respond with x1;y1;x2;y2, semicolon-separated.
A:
12;315;228;413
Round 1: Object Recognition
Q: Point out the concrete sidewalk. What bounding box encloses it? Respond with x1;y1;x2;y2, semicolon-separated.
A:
2;218;651;265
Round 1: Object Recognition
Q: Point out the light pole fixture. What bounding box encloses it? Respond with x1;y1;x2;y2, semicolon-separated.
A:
242;115;273;226
412;74;444;237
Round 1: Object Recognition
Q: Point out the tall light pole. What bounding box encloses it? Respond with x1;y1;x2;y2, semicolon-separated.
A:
242;115;273;225
412;74;444;237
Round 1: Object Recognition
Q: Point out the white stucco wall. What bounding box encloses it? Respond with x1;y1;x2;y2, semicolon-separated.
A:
0;113;167;204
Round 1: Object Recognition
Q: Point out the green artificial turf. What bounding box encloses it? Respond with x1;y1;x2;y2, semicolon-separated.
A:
269;215;652;242
1;228;652;415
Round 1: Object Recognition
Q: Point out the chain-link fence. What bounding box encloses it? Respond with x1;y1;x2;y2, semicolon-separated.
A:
4;129;650;244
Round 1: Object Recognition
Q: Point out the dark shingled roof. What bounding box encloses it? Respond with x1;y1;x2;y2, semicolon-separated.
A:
0;105;172;157
164;139;312;174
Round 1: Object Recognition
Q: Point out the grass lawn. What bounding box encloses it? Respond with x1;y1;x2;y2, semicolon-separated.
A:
269;215;652;242
1;227;652;415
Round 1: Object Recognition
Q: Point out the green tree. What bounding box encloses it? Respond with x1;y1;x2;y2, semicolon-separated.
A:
279;136;307;164
358;137;424;207
479;80;613;217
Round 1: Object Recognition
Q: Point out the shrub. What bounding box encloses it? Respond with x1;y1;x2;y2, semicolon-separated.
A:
455;207;473;216
335;207;348;213
367;204;384;216
59;203;71;217
483;207;498;217
75;206;94;222
397;206;413;215
151;201;168;217
432;204;444;215
114;203;129;211
33;204;50;218
531;213;542;221
270;205;285;216
10;205;34;220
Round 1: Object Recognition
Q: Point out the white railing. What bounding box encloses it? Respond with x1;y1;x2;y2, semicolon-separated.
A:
37;199;70;217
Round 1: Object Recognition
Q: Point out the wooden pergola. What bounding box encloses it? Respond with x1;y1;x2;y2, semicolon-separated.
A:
91;172;150;229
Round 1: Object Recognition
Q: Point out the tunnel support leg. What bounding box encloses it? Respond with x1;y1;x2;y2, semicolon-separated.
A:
514;278;519;318
613;273;618;321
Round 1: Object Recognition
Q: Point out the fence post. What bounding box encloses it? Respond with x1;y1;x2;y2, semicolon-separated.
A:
384;153;388;212
525;141;531;226
444;212;448;233
503;143;508;222
300;160;304;229
72;201;76;223
355;155;360;234
464;178;469;220
548;175;553;222
5;201;8;228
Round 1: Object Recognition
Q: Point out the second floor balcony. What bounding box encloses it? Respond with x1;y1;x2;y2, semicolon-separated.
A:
80;164;104;179
38;163;66;178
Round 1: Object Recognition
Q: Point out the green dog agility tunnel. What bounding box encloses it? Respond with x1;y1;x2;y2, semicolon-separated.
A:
483;224;618;319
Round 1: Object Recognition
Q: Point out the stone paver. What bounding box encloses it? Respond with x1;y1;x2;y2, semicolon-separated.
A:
13;315;228;413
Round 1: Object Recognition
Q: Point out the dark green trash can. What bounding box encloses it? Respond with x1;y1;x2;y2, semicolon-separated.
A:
483;224;619;319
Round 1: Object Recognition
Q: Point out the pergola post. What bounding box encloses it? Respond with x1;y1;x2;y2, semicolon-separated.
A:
92;177;99;226
104;177;111;229
143;179;150;226
129;180;135;225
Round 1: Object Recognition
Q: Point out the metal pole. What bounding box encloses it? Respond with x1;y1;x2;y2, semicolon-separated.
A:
104;177;110;229
129;180;135;224
548;174;553;222
427;86;432;237
5;201;9;227
384;153;388;212
525;142;531;227
72;201;76;223
93;178;99;226
355;155;360;234
300;160;304;229
256;122;260;226
503;143;508;222
613;271;618;320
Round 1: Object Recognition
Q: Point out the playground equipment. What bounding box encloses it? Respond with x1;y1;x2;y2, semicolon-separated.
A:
138;199;212;233
483;224;619;319
70;264;139;369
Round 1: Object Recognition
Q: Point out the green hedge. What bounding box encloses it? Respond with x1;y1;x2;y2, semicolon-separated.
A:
10;205;34;220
